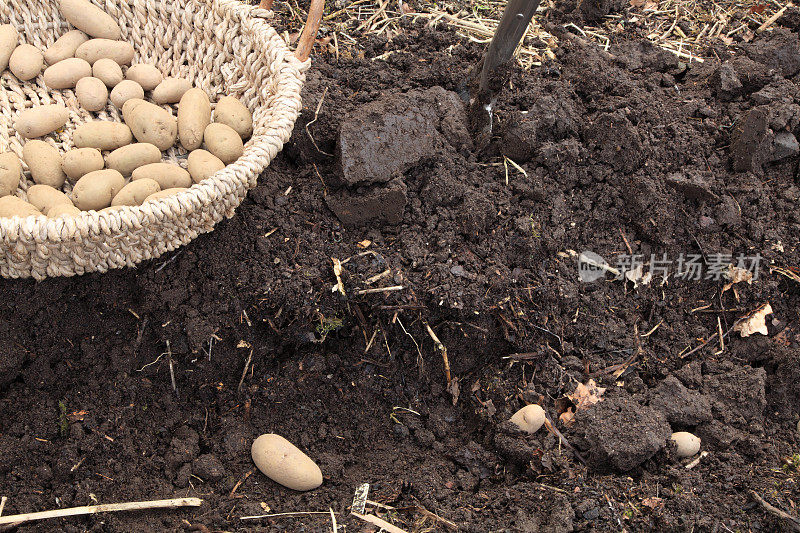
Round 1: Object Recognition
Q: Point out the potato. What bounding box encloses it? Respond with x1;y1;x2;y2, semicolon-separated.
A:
509;404;546;434
204;123;244;164
214;96;253;139
670;432;701;459
62;147;104;182
132;163;191;189
48;203;82;217
124;100;177;151
0;25;19;73
251;434;323;491
125;64;162;91
178;89;211;151
111;178;160;206
23;141;66;188
44;30;89;65
93;58;123;88
58;0;121;40
9;44;43;81
75;76;109;112
76;39;134;65
144;187;188;203
43;57;92;89
110;80;144;109
15;104;70;139
73;121;133;151
0;196;40;218
106;143;161;177
0;152;22;197
71;169;125;210
152;77;192;104
27;184;73;214
187;149;224;183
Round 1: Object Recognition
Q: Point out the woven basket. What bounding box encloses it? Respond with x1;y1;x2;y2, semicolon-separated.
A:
0;0;321;280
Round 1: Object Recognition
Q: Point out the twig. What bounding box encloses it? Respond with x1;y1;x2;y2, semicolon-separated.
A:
414;505;459;531
685;450;709;469
355;285;404;295
352;512;409;533
237;349;254;393
0;497;6;517
749;490;800;532
0;498;203;526
424;322;451;387
619;227;633;255
229;469;254;497
305;86;334;157
240;511;339;520
681;325;734;359
757;3;792;32
329;507;338;532
167;340;178;397
543;418;587;465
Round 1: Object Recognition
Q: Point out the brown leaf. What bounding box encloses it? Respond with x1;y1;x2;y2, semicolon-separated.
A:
67;410;88;422
722;264;753;294
567;379;606;411
642;497;664;510
559;408;575;425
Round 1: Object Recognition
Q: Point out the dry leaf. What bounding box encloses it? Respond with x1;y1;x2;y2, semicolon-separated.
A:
357;239;372;249
642;497;664;510
722;264;753;294
629;0;645;7
567;379;607;411
733;302;773;337
67;410;88;422
559;408;575;425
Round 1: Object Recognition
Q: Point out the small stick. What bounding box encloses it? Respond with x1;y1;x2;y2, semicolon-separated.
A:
414;505;458;531
241;511;339;520
355;285;404;295
685;451;709;469
0;498;202;526
351;512;409;533
749;490;800;532
424;322;451;387
543;418;587;465
329;507;338;532
229;469;254;497
237;349;254;393
619;227;633;255
295;0;325;61
167;340;178;397
757;3;793;33
0;496;7;517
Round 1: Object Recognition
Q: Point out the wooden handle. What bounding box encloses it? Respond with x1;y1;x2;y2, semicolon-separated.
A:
257;0;325;62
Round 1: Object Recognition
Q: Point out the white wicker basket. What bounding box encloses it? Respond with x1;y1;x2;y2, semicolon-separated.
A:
0;0;321;279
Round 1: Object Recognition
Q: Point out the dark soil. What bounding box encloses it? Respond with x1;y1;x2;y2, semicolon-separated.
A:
2;4;800;533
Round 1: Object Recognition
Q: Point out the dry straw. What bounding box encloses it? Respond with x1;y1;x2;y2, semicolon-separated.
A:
0;0;321;279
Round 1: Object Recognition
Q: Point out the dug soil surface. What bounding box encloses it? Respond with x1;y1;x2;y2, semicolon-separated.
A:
2;4;800;533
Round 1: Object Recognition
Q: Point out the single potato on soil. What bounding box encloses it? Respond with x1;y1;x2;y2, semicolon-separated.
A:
251;434;323;491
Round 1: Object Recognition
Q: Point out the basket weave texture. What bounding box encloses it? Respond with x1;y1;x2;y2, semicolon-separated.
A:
0;0;307;280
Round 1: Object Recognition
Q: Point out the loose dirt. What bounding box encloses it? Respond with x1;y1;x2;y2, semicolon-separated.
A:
1;4;799;532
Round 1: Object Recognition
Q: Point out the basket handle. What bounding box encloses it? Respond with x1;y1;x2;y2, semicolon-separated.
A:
258;0;325;62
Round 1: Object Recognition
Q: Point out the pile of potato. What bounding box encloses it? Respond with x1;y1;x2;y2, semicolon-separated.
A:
0;0;253;218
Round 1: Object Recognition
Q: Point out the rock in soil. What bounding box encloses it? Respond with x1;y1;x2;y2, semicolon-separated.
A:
325;177;408;228
567;393;671;472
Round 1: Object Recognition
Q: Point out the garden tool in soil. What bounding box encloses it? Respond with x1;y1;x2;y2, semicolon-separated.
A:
468;0;541;148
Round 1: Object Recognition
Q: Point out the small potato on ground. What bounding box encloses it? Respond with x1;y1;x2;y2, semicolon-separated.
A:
251;434;323;491
670;432;701;459
23;140;66;188
509;404;546;434
62;147;104;183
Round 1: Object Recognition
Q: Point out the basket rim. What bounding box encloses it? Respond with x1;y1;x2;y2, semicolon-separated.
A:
0;0;308;241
